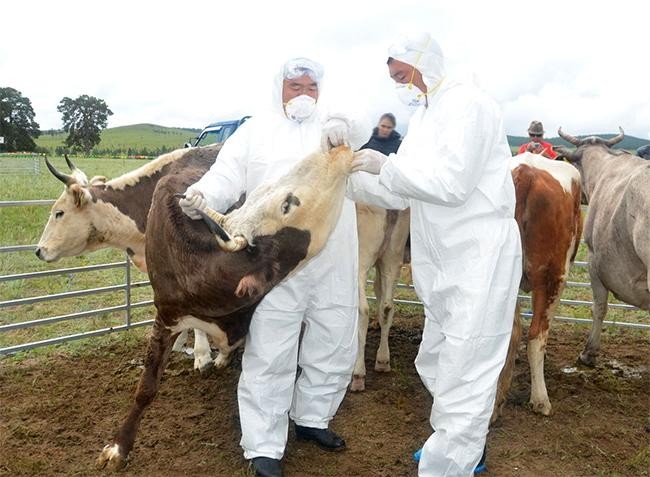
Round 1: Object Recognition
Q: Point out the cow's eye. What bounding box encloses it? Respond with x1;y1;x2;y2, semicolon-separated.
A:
281;193;301;214
54;210;64;219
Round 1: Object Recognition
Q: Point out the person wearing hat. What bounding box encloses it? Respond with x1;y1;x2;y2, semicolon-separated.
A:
518;120;558;159
180;57;369;477
347;32;521;476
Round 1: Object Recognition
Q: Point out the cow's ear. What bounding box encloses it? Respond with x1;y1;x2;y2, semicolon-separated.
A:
68;183;92;208
89;175;107;185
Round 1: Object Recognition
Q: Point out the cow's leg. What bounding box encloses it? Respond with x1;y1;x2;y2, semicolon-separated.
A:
97;317;176;471
351;267;371;392
192;329;214;373
207;325;245;370
580;266;609;367
491;306;522;424
171;329;188;352
374;258;401;373
528;278;563;416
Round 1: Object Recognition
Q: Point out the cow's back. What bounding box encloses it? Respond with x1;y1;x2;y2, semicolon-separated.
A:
511;156;582;293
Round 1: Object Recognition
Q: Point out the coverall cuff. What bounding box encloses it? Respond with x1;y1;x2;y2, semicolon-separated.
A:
290;417;329;429
242;448;284;461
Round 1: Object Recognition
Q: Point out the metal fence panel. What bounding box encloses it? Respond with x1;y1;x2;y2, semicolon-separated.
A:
1;199;648;356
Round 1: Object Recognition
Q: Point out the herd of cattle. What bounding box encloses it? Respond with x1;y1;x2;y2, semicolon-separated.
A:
34;129;649;470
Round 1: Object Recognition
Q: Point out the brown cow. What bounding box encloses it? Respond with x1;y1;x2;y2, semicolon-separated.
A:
510;152;583;415
96;145;355;470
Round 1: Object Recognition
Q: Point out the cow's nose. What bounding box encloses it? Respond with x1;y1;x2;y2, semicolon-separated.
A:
35;248;42;259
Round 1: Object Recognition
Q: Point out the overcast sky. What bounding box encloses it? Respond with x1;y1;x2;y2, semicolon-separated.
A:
2;0;648;139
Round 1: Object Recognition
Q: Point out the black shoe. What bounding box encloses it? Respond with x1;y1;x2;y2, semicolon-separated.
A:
251;457;283;477
294;424;346;452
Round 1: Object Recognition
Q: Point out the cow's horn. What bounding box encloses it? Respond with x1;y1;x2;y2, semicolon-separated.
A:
605;126;625;147
558;127;582;146
197;208;248;252
44;157;74;185
64;154;78;172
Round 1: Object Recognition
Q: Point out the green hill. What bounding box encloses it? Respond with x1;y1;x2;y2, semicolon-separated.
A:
37;124;201;157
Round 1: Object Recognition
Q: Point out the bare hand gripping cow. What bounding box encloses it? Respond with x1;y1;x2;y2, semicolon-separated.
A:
347;33;522;476
179;58;368;477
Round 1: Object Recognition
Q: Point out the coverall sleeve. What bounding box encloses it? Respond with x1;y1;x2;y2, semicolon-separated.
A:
378;93;495;207
346;170;410;210
185;121;252;213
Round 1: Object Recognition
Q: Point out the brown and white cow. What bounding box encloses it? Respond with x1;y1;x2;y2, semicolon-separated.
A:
35;146;222;372
96;145;356;471
510;152;583;415
556;127;649;367
350;205;410;391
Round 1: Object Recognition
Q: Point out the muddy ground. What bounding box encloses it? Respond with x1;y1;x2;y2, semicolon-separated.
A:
1;313;648;477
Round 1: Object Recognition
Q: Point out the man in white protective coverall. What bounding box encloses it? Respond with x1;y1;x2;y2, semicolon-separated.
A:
179;58;368;477
347;33;522;476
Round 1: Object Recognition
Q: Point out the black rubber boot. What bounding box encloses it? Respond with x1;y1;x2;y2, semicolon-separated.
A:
295;424;346;451
250;457;283;477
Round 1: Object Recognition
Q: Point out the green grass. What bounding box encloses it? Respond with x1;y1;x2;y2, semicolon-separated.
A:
35;123;200;157
0;156;155;355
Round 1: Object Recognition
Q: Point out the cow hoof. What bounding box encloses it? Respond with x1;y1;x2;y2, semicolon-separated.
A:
374;360;391;373
350;375;365;392
96;443;127;471
530;399;552;416
213;352;231;370
194;353;215;375
578;352;597;368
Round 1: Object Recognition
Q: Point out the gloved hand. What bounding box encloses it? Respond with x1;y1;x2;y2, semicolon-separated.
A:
321;117;350;151
351;149;388;175
179;190;207;220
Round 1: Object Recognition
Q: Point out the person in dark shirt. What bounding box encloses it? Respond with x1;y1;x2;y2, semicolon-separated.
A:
361;112;402;155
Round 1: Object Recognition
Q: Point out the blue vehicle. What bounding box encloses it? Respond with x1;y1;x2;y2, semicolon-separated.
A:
185;116;251;148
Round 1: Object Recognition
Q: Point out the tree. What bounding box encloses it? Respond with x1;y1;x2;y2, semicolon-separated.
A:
57;95;113;154
0;87;41;152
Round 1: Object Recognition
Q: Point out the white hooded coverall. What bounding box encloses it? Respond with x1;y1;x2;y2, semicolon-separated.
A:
186;59;367;461
348;34;522;476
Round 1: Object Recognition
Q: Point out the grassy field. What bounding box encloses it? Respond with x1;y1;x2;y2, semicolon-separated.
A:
1;155;648;360
36;124;200;156
0;156;154;357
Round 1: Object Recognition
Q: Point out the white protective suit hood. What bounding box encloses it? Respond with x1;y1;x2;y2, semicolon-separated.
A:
388;32;445;91
271;57;325;123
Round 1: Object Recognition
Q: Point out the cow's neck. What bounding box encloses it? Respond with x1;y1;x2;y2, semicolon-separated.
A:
580;150;613;203
91;169;163;234
87;199;148;273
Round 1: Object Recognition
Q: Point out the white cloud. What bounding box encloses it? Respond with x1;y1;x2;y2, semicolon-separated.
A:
2;0;648;139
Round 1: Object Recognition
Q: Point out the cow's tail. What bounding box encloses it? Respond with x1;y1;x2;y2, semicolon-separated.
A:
491;303;522;425
512;165;533;292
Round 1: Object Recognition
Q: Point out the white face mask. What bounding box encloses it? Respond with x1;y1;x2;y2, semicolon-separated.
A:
284;95;317;122
396;83;426;107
